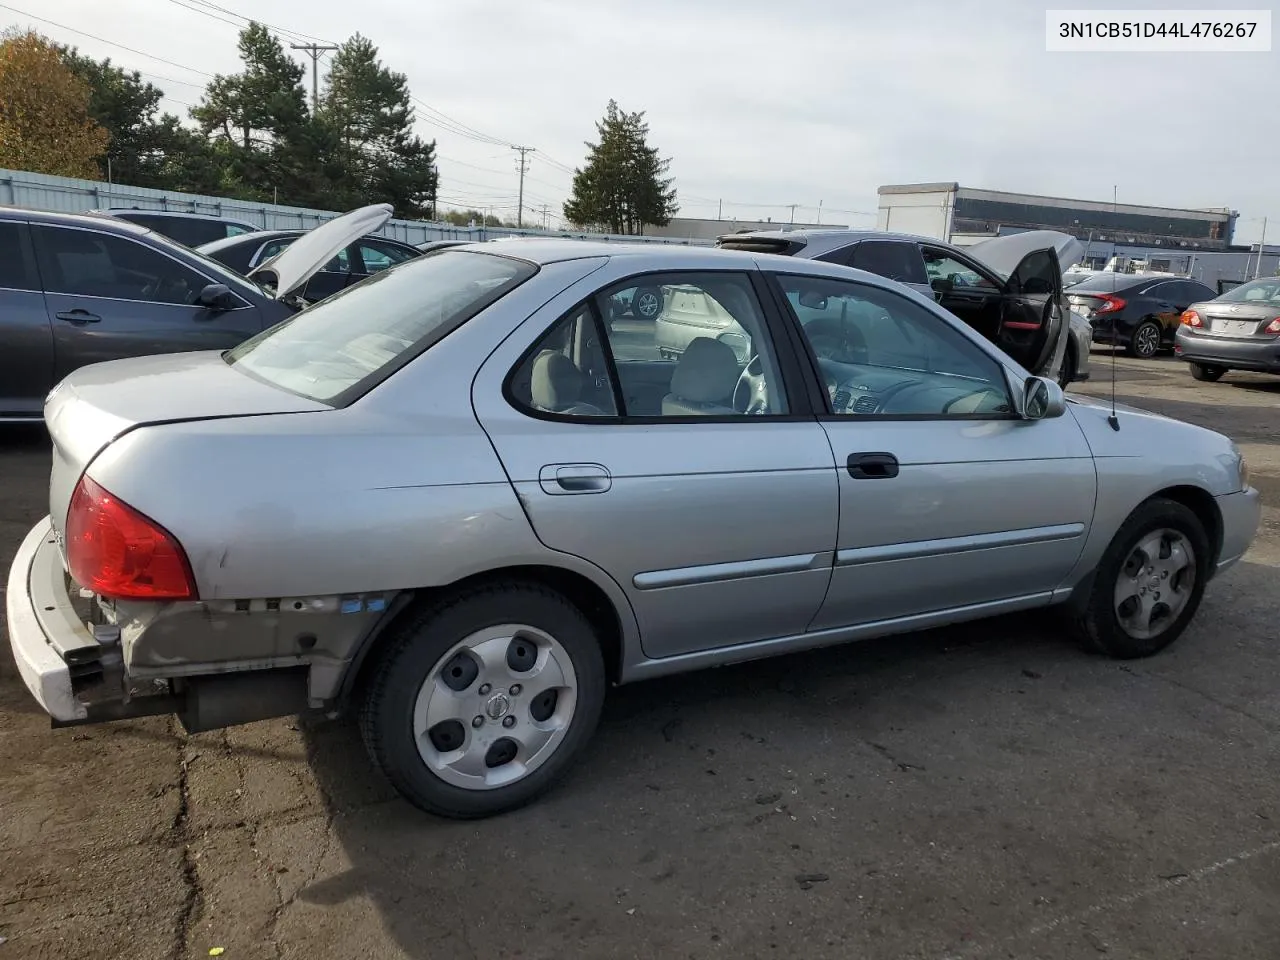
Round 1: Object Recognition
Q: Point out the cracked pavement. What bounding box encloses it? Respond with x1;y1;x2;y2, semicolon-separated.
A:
2;352;1279;959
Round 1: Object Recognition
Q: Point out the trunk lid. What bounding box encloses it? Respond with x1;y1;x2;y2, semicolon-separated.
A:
45;352;327;539
968;230;1086;282
247;203;394;300
1195;302;1280;339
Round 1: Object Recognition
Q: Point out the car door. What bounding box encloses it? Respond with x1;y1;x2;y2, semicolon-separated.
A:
31;223;265;379
0;219;56;417
768;268;1096;630
472;267;839;660
920;245;1005;339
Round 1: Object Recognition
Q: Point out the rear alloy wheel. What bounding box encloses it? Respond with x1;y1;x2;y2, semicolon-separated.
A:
1074;498;1210;659
1189;362;1227;383
359;582;606;819
632;286;662;320
1127;320;1162;359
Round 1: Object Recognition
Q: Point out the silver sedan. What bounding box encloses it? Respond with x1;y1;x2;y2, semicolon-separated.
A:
7;240;1260;819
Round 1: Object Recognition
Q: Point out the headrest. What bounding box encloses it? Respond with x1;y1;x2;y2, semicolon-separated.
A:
670;337;740;403
530;351;583;411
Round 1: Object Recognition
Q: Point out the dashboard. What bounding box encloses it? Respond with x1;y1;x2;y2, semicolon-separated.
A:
816;356;1012;417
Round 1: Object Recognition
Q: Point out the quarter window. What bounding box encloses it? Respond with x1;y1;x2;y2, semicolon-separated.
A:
32;226;209;305
509;272;789;419
848;240;928;285
779;274;1013;418
0;222;38;291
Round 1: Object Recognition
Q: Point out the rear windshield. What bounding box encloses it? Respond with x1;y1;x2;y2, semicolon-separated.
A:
1215;278;1280;304
224;250;536;404
1065;274;1142;294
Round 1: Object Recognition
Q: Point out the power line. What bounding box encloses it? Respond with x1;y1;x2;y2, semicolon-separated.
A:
181;0;337;44
0;2;215;77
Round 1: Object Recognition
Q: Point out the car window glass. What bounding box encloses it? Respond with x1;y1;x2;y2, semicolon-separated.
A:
922;248;998;290
511;272;788;419
848;240;928;285
259;237;347;272
226;224;255;237
779;274;1012;418
0;222;38;291
359;241;417;272
33;226;209;306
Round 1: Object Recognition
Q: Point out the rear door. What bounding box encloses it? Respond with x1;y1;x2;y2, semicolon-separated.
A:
0;219;55;417
31;224;265;379
472;265;839;660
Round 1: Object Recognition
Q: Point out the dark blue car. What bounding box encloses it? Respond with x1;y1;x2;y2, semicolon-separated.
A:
0;204;394;420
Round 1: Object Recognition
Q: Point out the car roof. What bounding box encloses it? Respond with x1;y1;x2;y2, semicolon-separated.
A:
97;208;258;226
0;205;154;236
720;227;944;246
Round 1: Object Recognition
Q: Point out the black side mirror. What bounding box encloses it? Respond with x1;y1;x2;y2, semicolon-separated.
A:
197;283;237;311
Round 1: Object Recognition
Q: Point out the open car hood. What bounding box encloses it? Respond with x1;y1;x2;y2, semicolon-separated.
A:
247;203;393;300
968;230;1086;281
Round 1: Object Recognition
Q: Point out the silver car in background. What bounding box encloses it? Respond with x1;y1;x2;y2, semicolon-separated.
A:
8;241;1258;820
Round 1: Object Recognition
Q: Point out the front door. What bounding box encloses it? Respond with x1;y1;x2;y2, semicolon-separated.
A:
0;220;55;416
473;267;839;660
997;248;1065;374
770;270;1097;630
30;224;264;380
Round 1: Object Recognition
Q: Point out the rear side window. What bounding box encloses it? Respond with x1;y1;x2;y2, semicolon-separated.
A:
225;250;536;404
0;221;39;291
848;240;929;285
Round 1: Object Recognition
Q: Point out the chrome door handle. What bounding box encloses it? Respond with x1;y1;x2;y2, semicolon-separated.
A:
56;309;101;323
538;463;612;495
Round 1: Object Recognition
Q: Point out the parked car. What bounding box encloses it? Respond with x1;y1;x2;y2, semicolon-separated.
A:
416;239;472;253
1175;277;1280;381
1066;273;1217;359
198;228;421;303
7;240;1259;820
0;204;394;420
712;229;1092;387
94;209;260;247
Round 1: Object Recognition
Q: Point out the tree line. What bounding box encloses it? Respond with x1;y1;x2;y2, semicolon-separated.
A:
0;25;679;232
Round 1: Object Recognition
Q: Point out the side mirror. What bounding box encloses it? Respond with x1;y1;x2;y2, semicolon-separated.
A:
1021;375;1066;420
197;283;237;311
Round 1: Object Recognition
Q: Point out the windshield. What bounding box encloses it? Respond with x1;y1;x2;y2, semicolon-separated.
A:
224;250;536;404
1216;278;1280;304
143;228;268;298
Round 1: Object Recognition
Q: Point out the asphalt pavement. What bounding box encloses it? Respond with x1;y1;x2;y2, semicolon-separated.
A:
2;351;1278;960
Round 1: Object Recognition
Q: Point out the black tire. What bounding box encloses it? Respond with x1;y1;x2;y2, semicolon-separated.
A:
1126;319;1161;359
1189;362;1227;383
1073;497;1211;659
631;286;663;320
359;581;606;819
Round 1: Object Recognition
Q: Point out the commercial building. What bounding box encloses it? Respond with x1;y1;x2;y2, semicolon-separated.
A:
875;182;1271;289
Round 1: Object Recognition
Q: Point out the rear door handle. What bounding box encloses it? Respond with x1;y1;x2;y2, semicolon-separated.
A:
55;309;101;324
538;463;612;495
847;452;899;479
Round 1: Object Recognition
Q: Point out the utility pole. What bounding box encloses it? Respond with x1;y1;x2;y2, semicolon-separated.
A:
817;200;823;225
291;43;339;111
540;203;549;229
717;199;722;220
786;203;798;225
512;146;534;228
1254;216;1268;278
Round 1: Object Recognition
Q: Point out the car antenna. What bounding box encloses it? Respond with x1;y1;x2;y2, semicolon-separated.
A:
1107;186;1120;432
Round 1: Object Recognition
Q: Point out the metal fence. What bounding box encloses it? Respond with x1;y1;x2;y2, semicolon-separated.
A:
0;167;712;246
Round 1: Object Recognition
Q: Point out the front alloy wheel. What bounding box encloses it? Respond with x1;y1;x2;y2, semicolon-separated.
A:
1074;497;1209;658
360;582;606;818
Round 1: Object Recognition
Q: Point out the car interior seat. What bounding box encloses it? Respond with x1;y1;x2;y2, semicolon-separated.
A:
661;337;741;416
530;351;608;416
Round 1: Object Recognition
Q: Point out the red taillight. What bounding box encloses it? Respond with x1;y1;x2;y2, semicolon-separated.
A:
1180;309;1204;327
65;476;197;600
1265;318;1280;335
1094;294;1126;314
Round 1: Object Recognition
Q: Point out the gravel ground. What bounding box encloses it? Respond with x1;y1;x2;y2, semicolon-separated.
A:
2;351;1278;960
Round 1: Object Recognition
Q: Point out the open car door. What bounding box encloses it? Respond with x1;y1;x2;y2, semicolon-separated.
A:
996;246;1064;373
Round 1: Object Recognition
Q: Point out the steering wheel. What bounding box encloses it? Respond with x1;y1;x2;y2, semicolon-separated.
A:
733;354;769;415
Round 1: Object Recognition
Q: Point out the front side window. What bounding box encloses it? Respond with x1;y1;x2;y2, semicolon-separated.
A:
226;249;535;403
257;236;348;273
922;248;998;290
509;272;789;419
359;241;418;272
777;274;1012;418
32;226;209;305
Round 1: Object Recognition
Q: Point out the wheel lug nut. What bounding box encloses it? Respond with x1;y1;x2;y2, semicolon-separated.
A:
478;683;492;695
510;684;522;695
502;716;516;728
472;716;484;728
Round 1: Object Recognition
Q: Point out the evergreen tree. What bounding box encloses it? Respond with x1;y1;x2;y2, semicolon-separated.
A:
563;100;677;234
320;34;437;218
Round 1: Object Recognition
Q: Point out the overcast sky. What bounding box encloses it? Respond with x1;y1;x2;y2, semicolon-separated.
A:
8;0;1279;241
